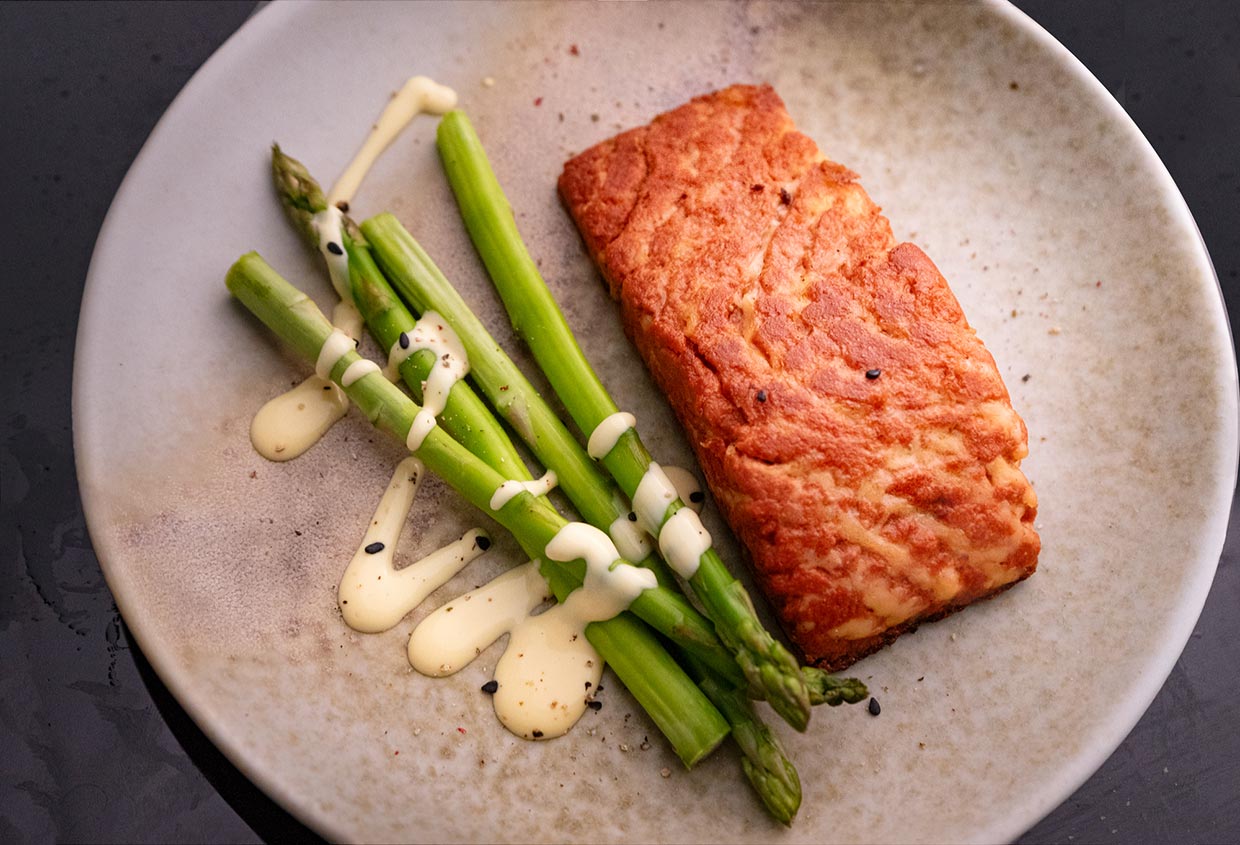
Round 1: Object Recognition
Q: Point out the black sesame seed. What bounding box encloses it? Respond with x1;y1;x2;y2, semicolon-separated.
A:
587;700;602;711
364;541;385;554
689;491;705;504
779;188;792;205
476;535;492;551
756;389;767;402
865;368;882;380
751;183;764;192
868;697;881;716
628;512;637;522
532;730;544;738
326;242;344;256
399;332;410;350
481;680;499;694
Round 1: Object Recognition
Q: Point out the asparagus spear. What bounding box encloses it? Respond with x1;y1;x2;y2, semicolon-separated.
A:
435;110;812;731
226;251;729;767
272;145;532;482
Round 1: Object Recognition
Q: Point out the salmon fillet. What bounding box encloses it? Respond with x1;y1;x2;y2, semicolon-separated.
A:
558;84;1040;671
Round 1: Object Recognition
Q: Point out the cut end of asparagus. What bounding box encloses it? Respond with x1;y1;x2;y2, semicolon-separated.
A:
803;668;869;707
271;143;328;250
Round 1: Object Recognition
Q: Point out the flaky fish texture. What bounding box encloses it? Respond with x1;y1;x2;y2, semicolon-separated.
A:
559;84;1040;670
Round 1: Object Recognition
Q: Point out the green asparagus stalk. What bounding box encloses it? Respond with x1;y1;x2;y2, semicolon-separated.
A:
272;145;532;483
227;251;728;767
435;110;812;731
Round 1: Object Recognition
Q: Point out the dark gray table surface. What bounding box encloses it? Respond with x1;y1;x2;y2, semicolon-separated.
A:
2;2;1236;842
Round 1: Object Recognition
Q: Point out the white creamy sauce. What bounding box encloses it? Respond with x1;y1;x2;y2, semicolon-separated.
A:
331;299;364;340
657;507;711;580
662;465;705;513
608;515;652;563
401;311;470;452
340;358;381;388
383;335;414;382
587;411;636;460
408;522;655;740
632;462;711;579
250;318;362;461
315;328;357;381
408;562;551;676
327;76;459;208
313;207;353;301
339;457;488;632
490;470;558;511
632;462;678;534
249;376;348;461
545;523;657;617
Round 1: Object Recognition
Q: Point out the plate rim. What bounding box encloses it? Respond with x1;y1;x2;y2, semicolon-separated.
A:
71;1;1239;842
71;1;348;840
981;3;1238;839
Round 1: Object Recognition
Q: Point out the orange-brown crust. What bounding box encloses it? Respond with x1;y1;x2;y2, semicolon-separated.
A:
560;85;1040;670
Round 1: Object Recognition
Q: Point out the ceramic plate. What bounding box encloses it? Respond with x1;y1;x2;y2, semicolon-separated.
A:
74;2;1236;842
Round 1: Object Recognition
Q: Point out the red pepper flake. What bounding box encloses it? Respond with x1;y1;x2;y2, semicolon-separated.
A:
750;183;764;192
1096;280;1103;287
248;470;257;479
393;750;400;756
457;727;467;735
534;97;543;107
569;44;580;56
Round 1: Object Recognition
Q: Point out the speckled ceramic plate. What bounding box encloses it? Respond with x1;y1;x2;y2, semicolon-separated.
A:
74;2;1236;842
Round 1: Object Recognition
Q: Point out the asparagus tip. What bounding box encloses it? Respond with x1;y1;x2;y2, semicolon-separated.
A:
803;667;869;707
270;143;327;250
